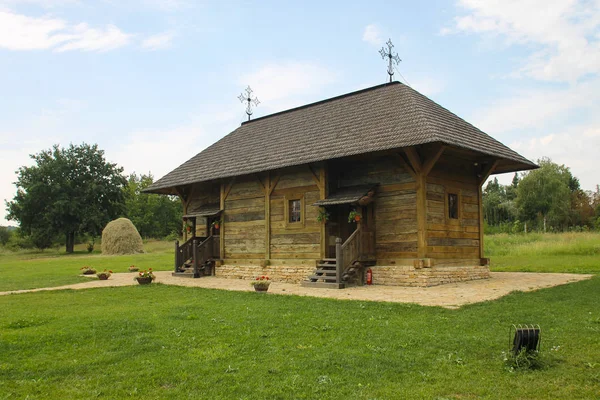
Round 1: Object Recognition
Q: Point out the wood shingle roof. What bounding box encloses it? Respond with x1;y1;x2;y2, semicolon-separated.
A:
145;81;536;194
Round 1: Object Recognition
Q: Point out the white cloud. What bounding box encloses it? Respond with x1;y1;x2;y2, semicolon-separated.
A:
0;10;132;52
141;31;175;50
443;0;600;83
470;79;600;134
362;24;383;47
409;76;446;97
238;61;339;113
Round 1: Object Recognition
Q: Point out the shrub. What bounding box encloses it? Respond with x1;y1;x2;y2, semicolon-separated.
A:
101;218;144;255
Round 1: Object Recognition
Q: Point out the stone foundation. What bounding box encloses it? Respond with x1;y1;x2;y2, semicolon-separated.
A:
216;263;314;284
370;265;490;287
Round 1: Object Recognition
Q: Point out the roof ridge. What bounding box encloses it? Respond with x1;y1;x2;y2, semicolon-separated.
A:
241;81;402;126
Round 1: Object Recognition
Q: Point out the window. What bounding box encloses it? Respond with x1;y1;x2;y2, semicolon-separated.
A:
448;193;459;219
289;199;302;223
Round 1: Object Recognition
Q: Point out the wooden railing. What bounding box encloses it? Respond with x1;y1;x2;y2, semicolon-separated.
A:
174;235;221;276
335;224;375;284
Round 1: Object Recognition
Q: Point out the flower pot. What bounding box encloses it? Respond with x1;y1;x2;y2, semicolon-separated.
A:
254;285;270;292
354;215;361;222
214;224;220;229
98;275;109;280
136;277;153;285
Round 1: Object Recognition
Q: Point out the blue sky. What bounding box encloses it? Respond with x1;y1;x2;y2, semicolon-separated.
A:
2;0;599;224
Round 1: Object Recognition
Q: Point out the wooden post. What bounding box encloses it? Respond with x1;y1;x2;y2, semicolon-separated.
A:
319;166;327;259
403;145;445;260
192;239;198;277
335;237;343;284
265;172;271;260
477;160;499;259
220;183;225;260
174;240;179;272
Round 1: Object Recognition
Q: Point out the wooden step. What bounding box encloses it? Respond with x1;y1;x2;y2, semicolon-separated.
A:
301;281;346;289
317;263;337;268
309;275;337;282
171;272;199;278
320;258;336;262
314;269;337;275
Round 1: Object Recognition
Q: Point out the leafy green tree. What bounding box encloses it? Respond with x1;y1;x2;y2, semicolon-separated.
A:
5;143;126;253
483;177;517;226
123;173;182;238
516;158;573;231
0;226;11;246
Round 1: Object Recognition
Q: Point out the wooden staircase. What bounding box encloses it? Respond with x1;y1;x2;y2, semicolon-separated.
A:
302;224;375;289
173;235;219;278
303;258;345;289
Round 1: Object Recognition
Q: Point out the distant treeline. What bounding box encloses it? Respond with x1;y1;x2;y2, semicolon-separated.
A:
483;158;600;234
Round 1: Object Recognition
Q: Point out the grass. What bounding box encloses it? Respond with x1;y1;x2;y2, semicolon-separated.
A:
486;232;600;274
1;279;599;399
0;240;174;292
1;233;599;398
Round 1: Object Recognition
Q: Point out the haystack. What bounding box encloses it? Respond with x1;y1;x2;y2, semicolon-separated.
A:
101;218;144;255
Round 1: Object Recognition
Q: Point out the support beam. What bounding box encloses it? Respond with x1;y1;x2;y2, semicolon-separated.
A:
477;160;499;259
319;165;327;259
395;153;417;179
422;145;445;176
403;146;443;260
265;172;271;260
219;180;234;259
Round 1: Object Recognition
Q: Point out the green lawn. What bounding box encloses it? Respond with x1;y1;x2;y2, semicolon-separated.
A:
486;232;600;274
1;233;599;398
0;240;174;292
1;279;599;399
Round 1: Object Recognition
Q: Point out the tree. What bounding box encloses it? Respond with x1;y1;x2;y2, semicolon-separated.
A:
5;143;126;253
123;173;182;238
0;226;11;246
516;158;573;231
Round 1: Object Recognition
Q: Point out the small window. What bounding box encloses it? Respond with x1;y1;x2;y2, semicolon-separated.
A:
289;199;302;223
448;193;459;219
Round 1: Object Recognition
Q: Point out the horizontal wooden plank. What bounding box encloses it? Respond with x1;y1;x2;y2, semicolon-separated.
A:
265;252;320;259
427;246;479;254
224;211;265;223
376;233;418;243
224;253;265;259
271;185;320;197
271;232;320;245
379;182;417;192
376;242;418;253
427;230;479;239
225;197;265;209
428;237;479;247
376;251;418;259
271;243;320;253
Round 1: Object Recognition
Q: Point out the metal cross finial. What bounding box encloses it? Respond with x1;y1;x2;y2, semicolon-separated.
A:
379;38;402;83
238;85;260;121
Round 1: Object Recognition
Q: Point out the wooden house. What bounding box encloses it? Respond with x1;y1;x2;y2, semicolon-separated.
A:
144;82;536;287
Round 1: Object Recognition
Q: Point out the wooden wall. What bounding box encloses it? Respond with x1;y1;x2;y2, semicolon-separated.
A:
186;182;219;237
426;153;480;260
331;155;417;262
223;176;265;259
269;166;321;260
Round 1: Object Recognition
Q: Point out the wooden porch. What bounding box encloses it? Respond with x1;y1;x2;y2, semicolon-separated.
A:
173;234;220;278
302;223;376;289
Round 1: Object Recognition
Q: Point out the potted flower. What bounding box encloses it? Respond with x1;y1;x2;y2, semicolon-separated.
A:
135;269;155;285
251;276;271;292
348;210;362;223
97;270;112;280
317;208;330;223
128;265;139;272
211;220;221;230
80;266;96;275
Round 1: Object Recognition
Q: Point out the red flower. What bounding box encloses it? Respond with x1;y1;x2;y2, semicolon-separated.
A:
256;277;259;280
149;268;152;270
266;277;269;280
109;270;113;273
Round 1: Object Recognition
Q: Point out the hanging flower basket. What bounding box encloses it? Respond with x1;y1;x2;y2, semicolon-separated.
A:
348;210;362;223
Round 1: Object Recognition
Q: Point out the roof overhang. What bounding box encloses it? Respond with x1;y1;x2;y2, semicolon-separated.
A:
313;184;378;207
